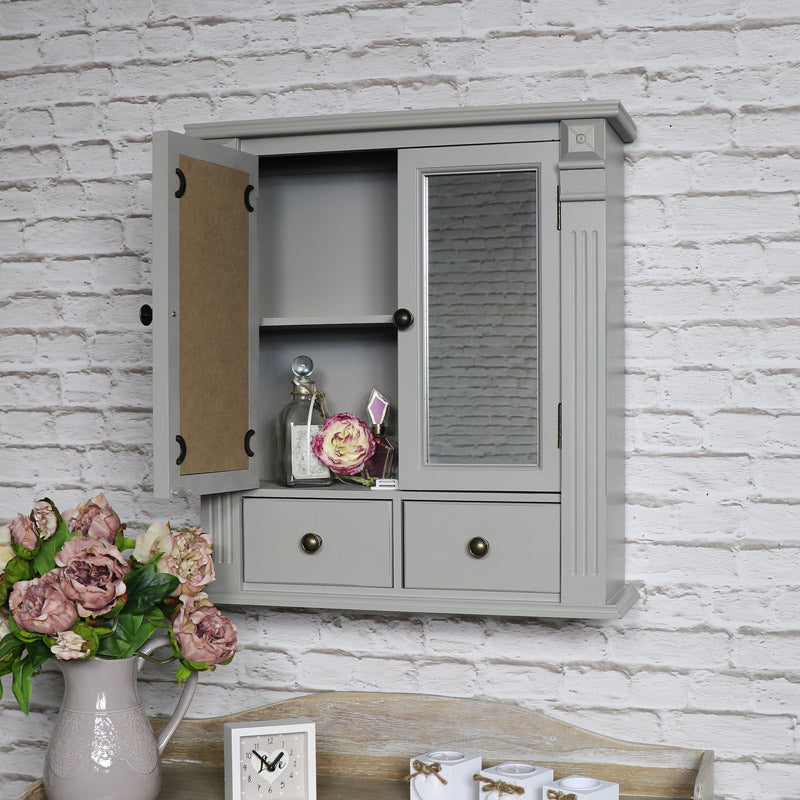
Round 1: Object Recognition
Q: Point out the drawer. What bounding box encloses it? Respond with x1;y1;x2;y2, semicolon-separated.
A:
242;497;393;587
403;502;559;593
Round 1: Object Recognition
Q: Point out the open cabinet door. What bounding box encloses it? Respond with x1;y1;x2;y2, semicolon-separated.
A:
152;131;260;499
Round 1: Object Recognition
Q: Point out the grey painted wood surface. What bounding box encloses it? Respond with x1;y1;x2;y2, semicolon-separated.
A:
152;131;261;500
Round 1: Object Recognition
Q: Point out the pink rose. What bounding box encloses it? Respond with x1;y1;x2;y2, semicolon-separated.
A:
32;501;58;540
56;537;130;617
63;493;121;544
311;412;375;476
159;526;215;596
9;572;78;635
10;513;38;552
173;595;237;666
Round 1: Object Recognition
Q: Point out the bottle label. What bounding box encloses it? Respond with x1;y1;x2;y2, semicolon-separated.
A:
290;424;329;479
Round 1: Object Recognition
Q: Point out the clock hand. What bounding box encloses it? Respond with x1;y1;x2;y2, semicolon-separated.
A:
251;749;270;773
266;751;285;771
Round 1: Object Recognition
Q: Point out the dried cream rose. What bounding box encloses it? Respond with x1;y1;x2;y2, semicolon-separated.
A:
158;527;215;596
0;609;10;641
0;524;14;573
32;501;58;540
51;630;90;661
133;521;172;564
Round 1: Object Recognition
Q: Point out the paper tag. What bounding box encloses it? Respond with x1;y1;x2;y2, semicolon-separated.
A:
290;424;329;479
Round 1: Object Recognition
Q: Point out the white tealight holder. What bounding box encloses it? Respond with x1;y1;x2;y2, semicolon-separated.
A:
475;762;554;800
543;775;619;800
409;750;482;800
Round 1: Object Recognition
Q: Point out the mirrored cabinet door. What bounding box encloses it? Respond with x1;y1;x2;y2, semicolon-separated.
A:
397;142;561;492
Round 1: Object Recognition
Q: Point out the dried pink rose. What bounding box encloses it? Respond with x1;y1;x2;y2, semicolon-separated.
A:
173;595;237;666
63;493;121;544
311;412;375;476
50;630;90;661
56;537;130;618
158;526;215;597
9;572;78;635
10;513;38;552
32;501;58;540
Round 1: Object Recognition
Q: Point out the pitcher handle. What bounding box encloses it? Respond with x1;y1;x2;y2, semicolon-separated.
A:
137;633;199;755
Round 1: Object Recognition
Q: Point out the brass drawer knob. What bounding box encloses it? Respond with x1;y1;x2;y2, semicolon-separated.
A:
467;536;489;559
300;532;323;554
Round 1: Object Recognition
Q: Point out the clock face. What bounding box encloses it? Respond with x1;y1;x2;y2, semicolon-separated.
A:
226;719;316;800
239;731;307;799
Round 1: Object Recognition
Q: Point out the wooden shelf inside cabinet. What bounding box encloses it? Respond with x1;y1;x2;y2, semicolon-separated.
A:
18;692;712;800
260;315;395;328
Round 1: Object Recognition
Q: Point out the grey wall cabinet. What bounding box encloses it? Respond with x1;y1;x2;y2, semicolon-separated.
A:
151;102;637;619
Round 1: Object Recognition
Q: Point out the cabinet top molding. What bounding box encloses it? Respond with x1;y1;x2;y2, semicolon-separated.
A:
183;100;637;144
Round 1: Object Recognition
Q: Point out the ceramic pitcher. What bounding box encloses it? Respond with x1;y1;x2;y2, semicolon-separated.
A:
42;635;198;800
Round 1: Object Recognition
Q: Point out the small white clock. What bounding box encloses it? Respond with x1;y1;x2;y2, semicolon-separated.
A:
224;717;316;800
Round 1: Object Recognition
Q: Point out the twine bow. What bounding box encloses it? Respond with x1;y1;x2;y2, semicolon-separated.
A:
405;760;448;785
473;775;525;795
546;790;577;800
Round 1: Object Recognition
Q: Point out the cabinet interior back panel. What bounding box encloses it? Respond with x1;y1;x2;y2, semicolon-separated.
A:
259;152;397;319
178;155;250;476
258;327;397;481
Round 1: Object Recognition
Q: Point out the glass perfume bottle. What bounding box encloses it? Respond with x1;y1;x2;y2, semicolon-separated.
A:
276;355;332;486
363;387;397;481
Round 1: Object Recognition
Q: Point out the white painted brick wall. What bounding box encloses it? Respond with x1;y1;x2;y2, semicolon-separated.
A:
1;2;798;798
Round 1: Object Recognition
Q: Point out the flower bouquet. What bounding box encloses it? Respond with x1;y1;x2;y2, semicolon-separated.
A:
0;494;237;714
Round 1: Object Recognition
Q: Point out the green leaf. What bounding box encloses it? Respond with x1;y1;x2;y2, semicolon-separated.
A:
13;627;46;644
25;638;52;670
124;562;179;615
33;505;73;577
12;657;34;714
96;613;156;660
71;622;101;658
180;657;211;672
175;662;194;684
114;530;136;552
0;632;24;674
4;556;34;585
9;638;50;715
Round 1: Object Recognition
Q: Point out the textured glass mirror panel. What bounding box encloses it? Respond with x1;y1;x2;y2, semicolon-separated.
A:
425;169;539;465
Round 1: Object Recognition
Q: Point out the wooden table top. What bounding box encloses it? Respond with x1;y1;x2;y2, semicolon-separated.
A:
18;691;713;800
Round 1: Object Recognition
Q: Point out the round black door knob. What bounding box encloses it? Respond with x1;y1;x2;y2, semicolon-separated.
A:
300;532;323;554
393;308;414;330
467;537;490;559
